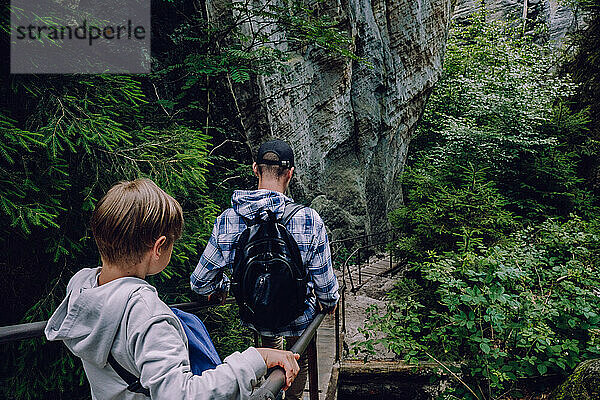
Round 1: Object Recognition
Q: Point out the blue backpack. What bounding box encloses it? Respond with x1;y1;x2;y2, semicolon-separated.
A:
107;308;222;396
170;307;222;375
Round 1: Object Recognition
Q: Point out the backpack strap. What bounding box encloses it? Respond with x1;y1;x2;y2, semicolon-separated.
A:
241;208;264;227
281;202;306;226
241;203;305;227
240;215;253;226
107;353;150;397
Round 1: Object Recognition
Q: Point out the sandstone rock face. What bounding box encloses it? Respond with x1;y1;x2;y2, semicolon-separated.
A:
211;0;453;238
454;0;585;44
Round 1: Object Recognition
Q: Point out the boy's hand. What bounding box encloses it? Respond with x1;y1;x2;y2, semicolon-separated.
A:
256;348;300;390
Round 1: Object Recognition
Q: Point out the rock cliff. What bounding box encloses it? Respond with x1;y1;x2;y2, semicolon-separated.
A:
211;0;453;238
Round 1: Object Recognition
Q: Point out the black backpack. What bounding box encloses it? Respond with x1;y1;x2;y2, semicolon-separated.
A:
231;202;309;331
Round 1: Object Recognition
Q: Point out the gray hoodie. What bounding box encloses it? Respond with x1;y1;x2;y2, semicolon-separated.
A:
45;267;266;399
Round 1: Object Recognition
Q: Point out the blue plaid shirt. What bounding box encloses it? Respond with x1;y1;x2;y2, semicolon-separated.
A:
190;189;339;337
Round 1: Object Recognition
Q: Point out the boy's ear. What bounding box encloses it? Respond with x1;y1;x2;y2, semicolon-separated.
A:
152;236;167;258
252;162;259;177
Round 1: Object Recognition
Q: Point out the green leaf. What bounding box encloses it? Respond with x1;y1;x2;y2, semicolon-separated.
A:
537;364;548;375
480;342;491;354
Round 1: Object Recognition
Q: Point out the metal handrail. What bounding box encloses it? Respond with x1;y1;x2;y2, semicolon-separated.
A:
249;312;326;400
331;227;397;257
0;320;47;343
335;283;346;362
330;228;397;265
334;227;401;292
329;227;398;246
342;247;360;292
0;298;228;344
355;234;398;285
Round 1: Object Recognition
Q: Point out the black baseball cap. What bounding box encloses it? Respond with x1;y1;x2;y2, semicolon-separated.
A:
256;139;295;168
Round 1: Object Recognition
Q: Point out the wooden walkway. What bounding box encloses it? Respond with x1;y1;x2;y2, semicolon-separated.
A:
347;255;395;290
302;255;397;399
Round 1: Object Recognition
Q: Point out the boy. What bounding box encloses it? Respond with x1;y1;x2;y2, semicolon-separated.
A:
45;178;299;399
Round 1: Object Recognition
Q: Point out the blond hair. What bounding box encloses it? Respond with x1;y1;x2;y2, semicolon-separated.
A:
91;178;183;266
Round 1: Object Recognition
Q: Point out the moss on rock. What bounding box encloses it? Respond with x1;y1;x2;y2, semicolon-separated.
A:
550;360;600;400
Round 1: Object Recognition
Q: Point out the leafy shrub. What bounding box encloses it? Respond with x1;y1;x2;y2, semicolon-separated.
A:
410;13;592;225
197;304;255;357
391;162;517;260
358;217;600;399
366;8;600;400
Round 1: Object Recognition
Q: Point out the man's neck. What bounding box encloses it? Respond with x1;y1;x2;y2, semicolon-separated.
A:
257;181;286;193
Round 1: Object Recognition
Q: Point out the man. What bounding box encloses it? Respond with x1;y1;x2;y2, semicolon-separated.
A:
190;139;339;400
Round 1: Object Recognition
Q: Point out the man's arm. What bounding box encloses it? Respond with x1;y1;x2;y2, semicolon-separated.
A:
305;210;339;311
190;220;230;298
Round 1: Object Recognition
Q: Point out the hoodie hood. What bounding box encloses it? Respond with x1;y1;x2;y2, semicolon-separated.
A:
231;189;292;221
45;267;154;366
